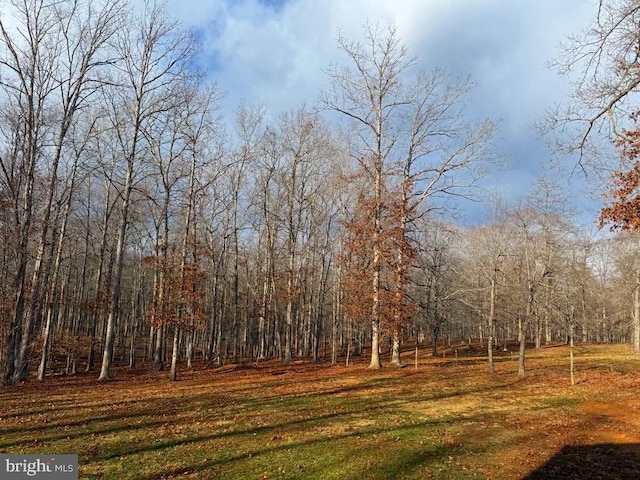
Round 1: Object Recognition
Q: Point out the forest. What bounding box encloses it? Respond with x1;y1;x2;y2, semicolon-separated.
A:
2;0;640;390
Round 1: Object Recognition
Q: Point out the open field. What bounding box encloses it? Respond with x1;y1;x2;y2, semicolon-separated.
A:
2;344;640;479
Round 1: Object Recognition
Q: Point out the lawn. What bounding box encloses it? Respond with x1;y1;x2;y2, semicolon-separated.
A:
2;344;640;479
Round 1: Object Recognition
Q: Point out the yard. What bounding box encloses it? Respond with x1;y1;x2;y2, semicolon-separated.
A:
2;344;640;479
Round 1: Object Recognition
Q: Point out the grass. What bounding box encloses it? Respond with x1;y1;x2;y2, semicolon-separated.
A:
2;343;640;479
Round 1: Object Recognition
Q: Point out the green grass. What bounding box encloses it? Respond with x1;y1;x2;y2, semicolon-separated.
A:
2;344;640;479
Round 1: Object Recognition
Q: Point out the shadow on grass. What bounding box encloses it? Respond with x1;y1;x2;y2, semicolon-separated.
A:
0;418;171;450
365;443;468;479
1;397;158;420
0;400;180;437
93;410;351;462
524;444;640;480
2;376;513;457
134;416;475;480
175;376;518;428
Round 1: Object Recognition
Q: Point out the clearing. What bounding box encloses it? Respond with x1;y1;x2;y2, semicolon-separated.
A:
2;344;640;479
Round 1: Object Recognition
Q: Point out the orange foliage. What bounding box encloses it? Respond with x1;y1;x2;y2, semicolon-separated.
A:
339;179;417;337
600;112;640;231
143;252;207;332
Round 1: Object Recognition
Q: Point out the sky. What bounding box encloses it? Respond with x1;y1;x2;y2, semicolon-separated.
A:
161;0;600;227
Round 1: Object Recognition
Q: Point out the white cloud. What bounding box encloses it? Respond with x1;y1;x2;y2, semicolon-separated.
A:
167;0;592;115
162;0;597;221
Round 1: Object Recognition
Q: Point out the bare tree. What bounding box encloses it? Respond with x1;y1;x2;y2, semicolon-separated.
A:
17;0;124;383
37;117;98;380
510;205;558;377
98;1;196;381
0;0;60;385
322;24;411;369
547;0;640;173
323;24;496;369
466;206;514;373
413;217;460;357
0;0;124;385
274;108;331;364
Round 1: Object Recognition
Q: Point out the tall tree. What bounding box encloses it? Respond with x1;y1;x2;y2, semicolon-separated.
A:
0;0;61;385
322;24;412;369
323;24;495;369
0;0;124;385
98;1;196;380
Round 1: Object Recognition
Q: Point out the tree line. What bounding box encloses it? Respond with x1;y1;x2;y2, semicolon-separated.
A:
1;0;639;386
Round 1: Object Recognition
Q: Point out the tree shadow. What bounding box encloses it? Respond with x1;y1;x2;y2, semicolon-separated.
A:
133;415;477;479
524;444;640;479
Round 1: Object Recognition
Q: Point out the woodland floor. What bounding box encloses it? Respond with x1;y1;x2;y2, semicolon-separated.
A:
2;343;640;479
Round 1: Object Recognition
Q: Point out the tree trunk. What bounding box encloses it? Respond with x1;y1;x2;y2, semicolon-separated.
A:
390;330;402;367
634;269;640;354
368;315;382;369
368;163;383;370
518;313;526;378
169;326;180;382
488;268;496;374
98;164;133;381
37;162;77;380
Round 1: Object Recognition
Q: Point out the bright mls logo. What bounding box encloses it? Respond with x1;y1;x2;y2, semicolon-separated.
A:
0;455;77;479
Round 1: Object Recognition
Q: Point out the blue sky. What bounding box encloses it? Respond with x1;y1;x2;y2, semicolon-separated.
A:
162;0;601;227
